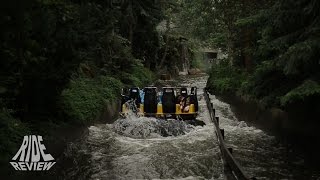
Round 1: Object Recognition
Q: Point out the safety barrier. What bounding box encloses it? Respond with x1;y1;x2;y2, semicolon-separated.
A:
204;88;252;180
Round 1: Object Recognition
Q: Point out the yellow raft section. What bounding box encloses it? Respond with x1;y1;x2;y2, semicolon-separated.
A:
121;103;197;118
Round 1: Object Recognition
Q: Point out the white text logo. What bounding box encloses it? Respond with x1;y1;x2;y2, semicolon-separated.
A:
10;135;56;171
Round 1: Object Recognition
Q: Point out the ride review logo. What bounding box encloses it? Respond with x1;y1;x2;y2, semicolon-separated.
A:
10;135;56;171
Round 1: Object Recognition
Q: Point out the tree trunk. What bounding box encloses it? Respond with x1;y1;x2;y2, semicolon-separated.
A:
227;28;234;66
158;19;170;69
128;0;134;47
243;28;253;70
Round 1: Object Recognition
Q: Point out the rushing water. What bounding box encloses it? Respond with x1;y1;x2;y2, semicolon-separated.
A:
62;76;224;180
61;75;320;180
209;94;320;179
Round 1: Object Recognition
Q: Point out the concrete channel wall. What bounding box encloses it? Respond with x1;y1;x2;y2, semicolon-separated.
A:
97;100;121;124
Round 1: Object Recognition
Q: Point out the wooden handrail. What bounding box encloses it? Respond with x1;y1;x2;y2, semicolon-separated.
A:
203;88;251;180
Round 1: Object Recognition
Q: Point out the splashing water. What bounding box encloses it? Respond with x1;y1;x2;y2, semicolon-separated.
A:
117;99;197;138
209;93;320;179
113;116;196;138
62;75;224;180
61;75;320;179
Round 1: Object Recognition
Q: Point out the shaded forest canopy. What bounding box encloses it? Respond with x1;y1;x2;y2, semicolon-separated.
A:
186;0;320;109
0;0;194;162
183;0;320;139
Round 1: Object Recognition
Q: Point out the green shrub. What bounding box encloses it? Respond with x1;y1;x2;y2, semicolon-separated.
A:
61;76;123;124
119;64;155;87
207;60;248;94
119;72;141;87
131;65;155;86
243;61;277;97
280;80;320;106
241;61;296;107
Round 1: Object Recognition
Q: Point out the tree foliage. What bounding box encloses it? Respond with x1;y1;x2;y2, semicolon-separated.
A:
203;0;320;108
0;0;164;122
246;0;320;106
0;0;168;162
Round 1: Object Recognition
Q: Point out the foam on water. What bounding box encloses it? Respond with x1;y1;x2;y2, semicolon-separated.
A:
113;115;196;138
209;93;319;179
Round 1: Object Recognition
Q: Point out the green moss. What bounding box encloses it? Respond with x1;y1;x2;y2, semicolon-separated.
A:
281;80;320;106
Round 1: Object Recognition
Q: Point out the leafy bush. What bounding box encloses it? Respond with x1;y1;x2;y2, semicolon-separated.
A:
241;61;278;97
238;61;295;107
119;63;155;87
61;76;123;124
131;64;155;86
207;60;248;93
281;80;320;106
209;77;238;93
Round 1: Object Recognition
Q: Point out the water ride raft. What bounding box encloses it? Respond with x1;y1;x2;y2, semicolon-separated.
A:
120;87;199;120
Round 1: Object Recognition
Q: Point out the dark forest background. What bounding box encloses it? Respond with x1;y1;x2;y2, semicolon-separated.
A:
0;0;188;164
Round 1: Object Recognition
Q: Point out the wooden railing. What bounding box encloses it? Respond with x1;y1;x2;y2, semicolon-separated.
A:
203;88;253;180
